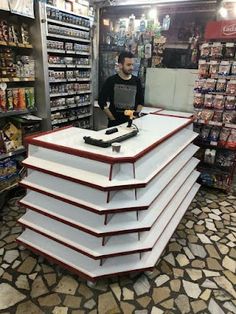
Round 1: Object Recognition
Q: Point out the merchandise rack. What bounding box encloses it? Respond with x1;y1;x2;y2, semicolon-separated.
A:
0;9;39;196
193;24;236;191
34;1;93;131
17;114;200;281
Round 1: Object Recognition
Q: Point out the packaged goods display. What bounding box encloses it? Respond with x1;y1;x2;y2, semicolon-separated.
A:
45;1;92;129
0;87;35;112
0;20;31;46
0;48;35;80
194;41;236;191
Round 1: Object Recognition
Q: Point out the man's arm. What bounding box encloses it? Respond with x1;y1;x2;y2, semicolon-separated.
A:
135;78;144;115
98;78;115;121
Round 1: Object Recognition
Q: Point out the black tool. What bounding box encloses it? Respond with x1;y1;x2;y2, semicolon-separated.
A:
105;127;118;135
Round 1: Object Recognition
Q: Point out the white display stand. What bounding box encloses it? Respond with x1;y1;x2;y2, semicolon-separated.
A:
17;114;200;280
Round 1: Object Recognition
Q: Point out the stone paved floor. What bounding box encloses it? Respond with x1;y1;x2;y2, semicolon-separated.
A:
0;187;235;314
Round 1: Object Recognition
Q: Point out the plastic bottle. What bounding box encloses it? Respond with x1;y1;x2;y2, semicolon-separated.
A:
162;15;170;31
140;14;146;33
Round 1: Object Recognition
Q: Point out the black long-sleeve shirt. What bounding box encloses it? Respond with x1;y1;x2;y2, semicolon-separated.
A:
98;74;144;125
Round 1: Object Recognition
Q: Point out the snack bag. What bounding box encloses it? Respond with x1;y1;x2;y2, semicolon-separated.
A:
219;127;231;147
224;42;235;59
225;96;235;110
219;61;231;76
209;60;219;76
200;43;210;58
198;60;209;77
226;80;236;95
193;93;204;108
210;42;223;58
223;111;236;124
204;94;214;109
225;129;236;149
0;89;6;112
216;79;227;92
213;95;224;110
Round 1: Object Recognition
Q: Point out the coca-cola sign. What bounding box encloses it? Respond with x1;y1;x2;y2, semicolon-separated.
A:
223;24;236;36
205;20;236;40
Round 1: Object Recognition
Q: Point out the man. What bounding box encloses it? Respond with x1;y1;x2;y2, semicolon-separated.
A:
98;51;144;127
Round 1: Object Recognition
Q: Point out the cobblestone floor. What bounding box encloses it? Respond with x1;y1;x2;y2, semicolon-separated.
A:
0;187;235;314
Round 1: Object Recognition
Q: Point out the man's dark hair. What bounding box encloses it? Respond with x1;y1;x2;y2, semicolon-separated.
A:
118;51;134;64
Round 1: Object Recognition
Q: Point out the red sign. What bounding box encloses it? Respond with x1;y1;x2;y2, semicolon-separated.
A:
205;20;236;40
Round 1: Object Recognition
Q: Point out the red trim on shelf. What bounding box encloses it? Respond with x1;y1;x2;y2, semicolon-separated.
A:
18;222;151;259
18;200;150;236
22;162;145;191
25;120;193;164
16;238;154;281
153;113;194;119
19;182;148;214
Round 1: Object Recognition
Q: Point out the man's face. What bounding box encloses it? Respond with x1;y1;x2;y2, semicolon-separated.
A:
119;57;134;75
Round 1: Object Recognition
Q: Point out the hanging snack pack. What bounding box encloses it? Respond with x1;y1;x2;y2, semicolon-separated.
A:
193;93;204;108
209;60;219;77
226;80;236;94
224;42;235;59
213;95;225;110
201;109;214;121
219;127;231;147
210;42;223;59
218;61;231;76
225;96;235;110
200;125;211;140
231;61;236;76
216;78;227;92
198;60;209;77
204;78;216;92
204;94;214;108
212;110;223;122
200;43;210;58
223;111;236;124
209;126;221;142
226;129;236;149
194;79;205;92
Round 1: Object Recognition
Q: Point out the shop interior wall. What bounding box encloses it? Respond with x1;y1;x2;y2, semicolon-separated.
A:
98;1;217;92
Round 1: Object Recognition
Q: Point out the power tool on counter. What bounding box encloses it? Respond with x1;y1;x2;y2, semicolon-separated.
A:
124;110;139;127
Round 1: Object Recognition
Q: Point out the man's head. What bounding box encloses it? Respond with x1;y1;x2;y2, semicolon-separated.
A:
118;51;134;76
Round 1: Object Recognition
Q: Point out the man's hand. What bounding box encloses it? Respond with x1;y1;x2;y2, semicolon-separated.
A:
103;107;115;121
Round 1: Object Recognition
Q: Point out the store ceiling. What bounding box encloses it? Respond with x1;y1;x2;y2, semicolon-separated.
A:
91;0;218;7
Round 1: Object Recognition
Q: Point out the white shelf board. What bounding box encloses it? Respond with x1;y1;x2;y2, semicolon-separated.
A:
19;170;198;258
47;33;90;43
46;4;90;20
28;115;194;161
47;18;90;31
17;182;200;279
21;154;198;214
20;157;199;230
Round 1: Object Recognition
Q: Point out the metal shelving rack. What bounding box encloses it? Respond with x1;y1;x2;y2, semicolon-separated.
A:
35;1;93;131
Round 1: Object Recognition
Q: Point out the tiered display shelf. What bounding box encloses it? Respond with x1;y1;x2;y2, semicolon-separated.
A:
17;114;200;280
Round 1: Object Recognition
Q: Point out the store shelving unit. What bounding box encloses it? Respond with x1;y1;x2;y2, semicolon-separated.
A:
193;38;236;191
34;1;93;131
17;114;200;281
0;9;39;196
